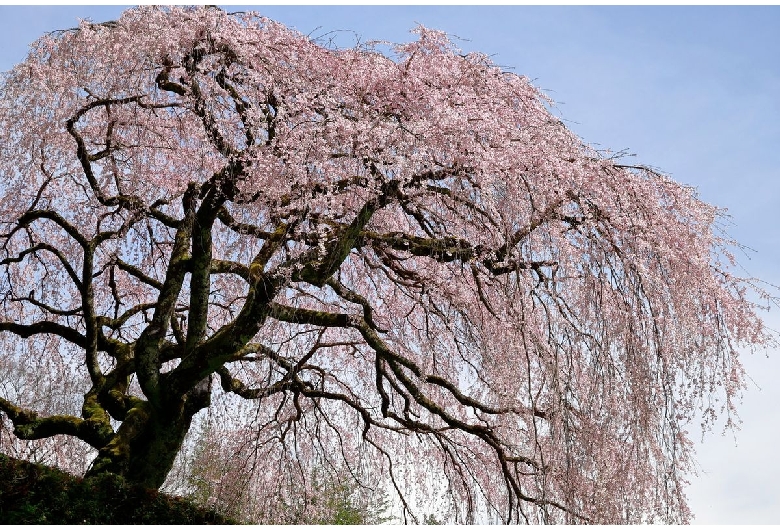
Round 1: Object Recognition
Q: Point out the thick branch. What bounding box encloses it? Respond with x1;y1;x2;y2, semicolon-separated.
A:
216;365;290;399
297;179;400;286
0;396;112;449
359;229;558;276
0;320;87;346
326;277;388;333
216;206;273;238
82;242;102;386
133;184;197;406
96;302;157;330
14;209;89;249
165;258;287;396
115;258;164;291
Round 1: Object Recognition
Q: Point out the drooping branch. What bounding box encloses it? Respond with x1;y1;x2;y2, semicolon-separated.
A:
12;209;89;249
66;95;180;208
0;242;82;289
265;301;537;419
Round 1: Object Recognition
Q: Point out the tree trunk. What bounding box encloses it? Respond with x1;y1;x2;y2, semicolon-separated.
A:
86;380;211;489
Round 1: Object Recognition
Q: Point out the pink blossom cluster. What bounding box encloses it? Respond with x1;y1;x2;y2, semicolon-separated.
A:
0;6;772;524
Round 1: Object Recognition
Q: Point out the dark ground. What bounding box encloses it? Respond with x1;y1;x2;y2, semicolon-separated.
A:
0;453;236;524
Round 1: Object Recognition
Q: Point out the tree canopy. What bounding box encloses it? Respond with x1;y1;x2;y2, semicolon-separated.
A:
0;6;772;523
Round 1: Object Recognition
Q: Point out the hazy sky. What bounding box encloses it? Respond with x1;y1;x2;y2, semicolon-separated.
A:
1;5;778;524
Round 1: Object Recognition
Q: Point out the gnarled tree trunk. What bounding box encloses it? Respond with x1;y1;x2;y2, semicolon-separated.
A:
86;380;211;489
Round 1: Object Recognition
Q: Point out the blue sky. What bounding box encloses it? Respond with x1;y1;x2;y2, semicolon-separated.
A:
1;5;778;524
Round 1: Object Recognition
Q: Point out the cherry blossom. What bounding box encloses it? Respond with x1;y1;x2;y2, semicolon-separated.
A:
0;6;772;523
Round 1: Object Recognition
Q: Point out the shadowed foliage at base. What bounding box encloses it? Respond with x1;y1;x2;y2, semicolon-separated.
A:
0;453;235;524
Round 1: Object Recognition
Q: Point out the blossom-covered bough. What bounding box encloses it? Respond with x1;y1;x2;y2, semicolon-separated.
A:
0;6;772;523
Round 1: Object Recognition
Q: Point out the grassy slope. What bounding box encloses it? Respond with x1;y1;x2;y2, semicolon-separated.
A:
0;453;237;524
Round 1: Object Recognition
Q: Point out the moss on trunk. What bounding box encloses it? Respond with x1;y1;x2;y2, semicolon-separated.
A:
86;400;195;490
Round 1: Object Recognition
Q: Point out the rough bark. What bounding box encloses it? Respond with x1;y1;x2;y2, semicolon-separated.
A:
86;380;211;489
